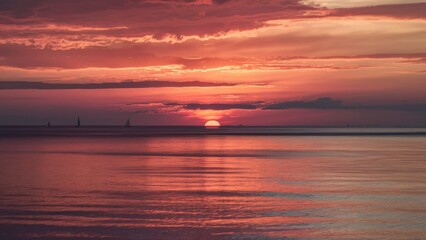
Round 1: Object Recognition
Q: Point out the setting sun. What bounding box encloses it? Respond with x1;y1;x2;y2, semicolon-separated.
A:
204;120;221;128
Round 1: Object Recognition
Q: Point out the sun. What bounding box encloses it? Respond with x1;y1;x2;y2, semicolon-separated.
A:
204;120;220;128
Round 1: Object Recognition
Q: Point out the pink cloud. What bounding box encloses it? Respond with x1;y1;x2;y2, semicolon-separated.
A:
332;3;426;19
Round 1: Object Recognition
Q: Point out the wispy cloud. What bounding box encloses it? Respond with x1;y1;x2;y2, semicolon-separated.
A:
182;103;259;110
331;2;426;19
263;97;342;110
126;97;426;113
262;98;426;112
0;80;238;89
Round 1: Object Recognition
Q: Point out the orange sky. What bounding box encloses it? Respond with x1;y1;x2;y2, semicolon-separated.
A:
0;0;425;126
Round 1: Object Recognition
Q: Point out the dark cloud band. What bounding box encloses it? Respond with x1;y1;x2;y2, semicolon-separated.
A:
153;97;426;113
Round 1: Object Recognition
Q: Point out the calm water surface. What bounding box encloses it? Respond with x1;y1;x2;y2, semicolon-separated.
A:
0;134;426;239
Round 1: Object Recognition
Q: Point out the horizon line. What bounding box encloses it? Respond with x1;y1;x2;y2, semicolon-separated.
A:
1;125;425;128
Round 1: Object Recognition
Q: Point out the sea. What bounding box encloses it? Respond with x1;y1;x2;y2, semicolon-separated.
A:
0;127;425;240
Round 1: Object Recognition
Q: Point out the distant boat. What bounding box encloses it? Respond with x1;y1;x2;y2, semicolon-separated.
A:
125;118;131;127
76;116;81;127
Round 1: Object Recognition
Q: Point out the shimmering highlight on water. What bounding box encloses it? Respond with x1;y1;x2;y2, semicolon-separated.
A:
0;133;425;239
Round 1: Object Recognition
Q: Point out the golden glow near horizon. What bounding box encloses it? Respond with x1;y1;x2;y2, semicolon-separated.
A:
0;0;425;126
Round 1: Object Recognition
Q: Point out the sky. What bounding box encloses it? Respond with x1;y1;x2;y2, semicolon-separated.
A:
0;0;425;126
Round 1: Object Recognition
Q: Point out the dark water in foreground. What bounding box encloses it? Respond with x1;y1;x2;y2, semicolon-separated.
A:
0;128;426;239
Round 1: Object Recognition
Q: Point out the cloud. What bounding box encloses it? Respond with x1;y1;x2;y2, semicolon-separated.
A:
121;103;183;115
213;0;231;4
0;1;424;57
310;53;426;60
2;41;423;69
0;0;315;39
263;98;426;112
123;102;260;114
127;97;426;113
331;3;426;19
264;97;342;109
1;1;425;71
182;103;259;110
0;1;423;45
0;80;237;89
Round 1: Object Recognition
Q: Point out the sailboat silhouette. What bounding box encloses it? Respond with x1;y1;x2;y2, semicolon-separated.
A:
76;116;81;127
125;118;131;127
